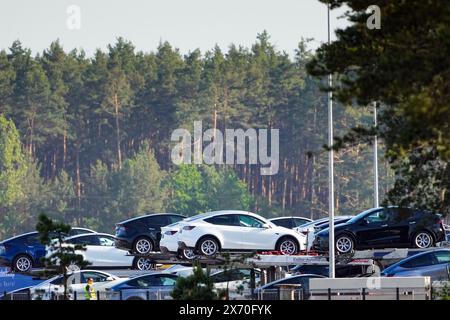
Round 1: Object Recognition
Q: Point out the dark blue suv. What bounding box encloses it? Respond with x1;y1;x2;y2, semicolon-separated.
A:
0;232;46;272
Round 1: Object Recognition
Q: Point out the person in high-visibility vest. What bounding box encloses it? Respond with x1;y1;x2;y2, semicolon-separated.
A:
84;278;97;300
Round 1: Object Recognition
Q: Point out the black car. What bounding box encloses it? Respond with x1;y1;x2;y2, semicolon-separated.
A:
313;207;446;254
115;213;186;254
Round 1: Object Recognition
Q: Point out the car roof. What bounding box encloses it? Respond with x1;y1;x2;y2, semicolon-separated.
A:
185;210;266;222
260;274;326;289
72;227;96;233
270;216;312;221
118;213;185;225
64;233;115;241
0;231;38;243
384;248;450;271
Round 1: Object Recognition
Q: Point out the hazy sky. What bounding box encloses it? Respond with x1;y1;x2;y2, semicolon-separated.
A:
0;0;349;56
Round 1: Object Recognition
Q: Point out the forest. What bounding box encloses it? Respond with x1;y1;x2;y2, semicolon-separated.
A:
0;32;392;238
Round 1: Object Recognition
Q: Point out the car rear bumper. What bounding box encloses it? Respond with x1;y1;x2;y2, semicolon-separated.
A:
114;239;132;251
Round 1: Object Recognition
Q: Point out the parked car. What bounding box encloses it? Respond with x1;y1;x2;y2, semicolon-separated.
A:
295;216;354;250
381;249;450;281
254;274;326;300
269;216;313;229
290;263;372;278
0;228;97;273
48;233;137;269
115;213;186;254
0;232;46;272
30;270;120;300
313;207;446;254
105;273;179;300
211;268;261;299
163;210;307;257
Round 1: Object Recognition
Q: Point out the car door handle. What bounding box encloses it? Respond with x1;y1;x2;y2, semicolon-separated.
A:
409;221;416;225
381;224;388;227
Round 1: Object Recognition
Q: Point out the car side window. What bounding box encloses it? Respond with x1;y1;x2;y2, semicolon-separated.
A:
238;215;265;228
365;209;390;224
70;235;100;246
433;251;450;264
205;215;239;226
402;253;436;268
145;215;169;227
169;215;184;224
272;218;292;228
130;276;161;287
82;272;108;283
99;236;115;246
158;276;177;286
25;234;41;245
389;208;414;223
294;218;309;227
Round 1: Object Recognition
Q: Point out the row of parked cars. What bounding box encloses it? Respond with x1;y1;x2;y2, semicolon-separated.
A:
116;207;447;259
4;246;450;300
0;207;448;273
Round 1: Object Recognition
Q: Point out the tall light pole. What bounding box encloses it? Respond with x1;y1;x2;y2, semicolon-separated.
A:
373;102;379;208
327;3;335;279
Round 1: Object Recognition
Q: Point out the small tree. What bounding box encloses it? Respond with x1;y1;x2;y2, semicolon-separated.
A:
36;213;89;300
171;262;226;300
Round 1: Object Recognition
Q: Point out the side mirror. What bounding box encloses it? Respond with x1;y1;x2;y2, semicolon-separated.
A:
106;276;115;281
261;224;270;229
361;219;369;225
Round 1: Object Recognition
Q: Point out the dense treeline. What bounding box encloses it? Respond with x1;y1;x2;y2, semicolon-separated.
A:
0;32;392;238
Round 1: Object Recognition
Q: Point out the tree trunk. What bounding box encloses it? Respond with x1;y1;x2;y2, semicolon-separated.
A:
114;93;122;170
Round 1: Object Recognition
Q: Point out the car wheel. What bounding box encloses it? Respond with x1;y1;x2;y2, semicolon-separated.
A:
198;237;220;256
181;249;197;260
133;237;153;254
13;255;33;272
133;257;154;270
413;231;434;248
277;237;299;255
335;235;354;254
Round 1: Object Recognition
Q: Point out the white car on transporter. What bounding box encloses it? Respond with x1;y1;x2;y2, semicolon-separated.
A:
161;210;307;257
46;233;140;269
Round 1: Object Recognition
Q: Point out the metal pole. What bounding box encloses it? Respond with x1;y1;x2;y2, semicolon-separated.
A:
373;102;379;208
327;2;336;279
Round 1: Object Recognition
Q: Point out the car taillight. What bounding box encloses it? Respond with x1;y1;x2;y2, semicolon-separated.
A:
183;226;196;231
165;230;178;236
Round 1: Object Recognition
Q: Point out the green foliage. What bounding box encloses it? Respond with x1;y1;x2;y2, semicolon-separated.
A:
171;262;225;300
36;213;89;300
0;35;396;237
166;165;252;216
307;0;450;215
